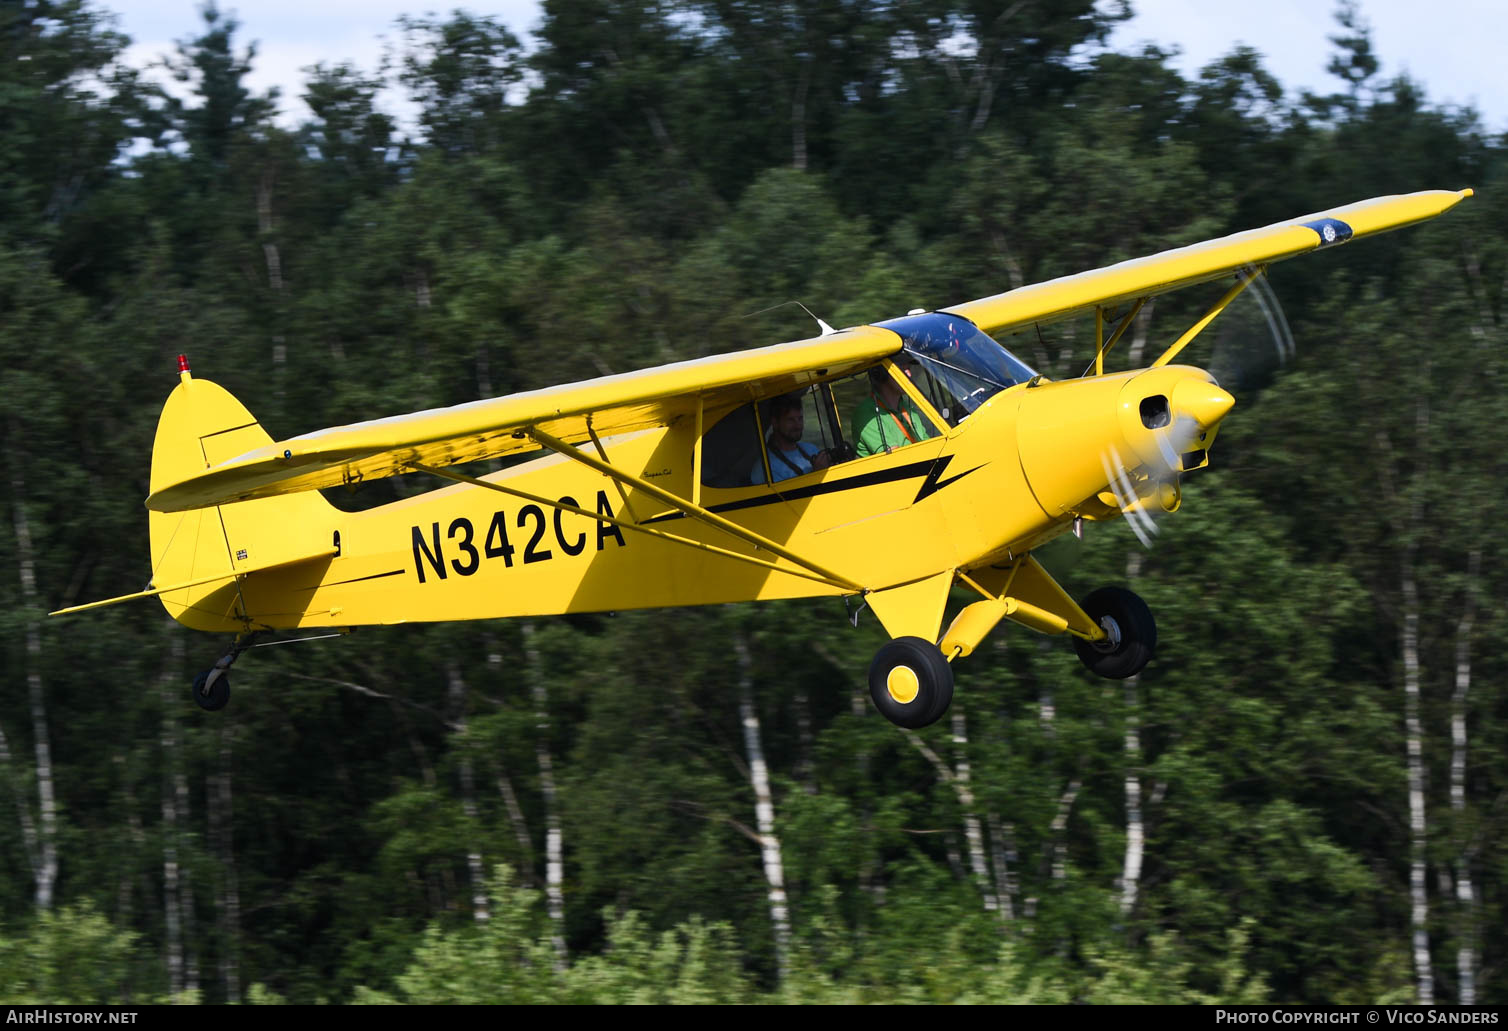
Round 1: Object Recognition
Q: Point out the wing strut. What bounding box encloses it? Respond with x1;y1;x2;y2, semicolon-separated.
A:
1085;298;1147;377
1151;267;1262;369
408;463;860;592
585;415;640;523
523;427;867;592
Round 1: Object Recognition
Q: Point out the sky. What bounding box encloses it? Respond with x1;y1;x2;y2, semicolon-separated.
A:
1106;0;1503;130
99;0;1506;134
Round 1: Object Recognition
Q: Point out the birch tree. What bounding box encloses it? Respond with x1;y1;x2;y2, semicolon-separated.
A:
520;621;566;966
10;448;57;913
733;626;790;984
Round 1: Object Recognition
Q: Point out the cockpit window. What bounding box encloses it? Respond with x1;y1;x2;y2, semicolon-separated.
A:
701;402;764;488
876;312;1037;427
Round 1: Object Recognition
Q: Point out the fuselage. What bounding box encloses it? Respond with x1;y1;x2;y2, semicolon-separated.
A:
219;359;1225;632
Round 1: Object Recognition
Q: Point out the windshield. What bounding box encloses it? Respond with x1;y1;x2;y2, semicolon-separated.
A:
875;312;1037;427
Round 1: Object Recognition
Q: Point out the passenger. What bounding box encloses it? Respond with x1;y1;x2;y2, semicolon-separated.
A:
851;364;933;456
752;394;832;484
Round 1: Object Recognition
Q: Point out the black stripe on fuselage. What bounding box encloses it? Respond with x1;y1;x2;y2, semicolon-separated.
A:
913;456;982;503
643;455;983;526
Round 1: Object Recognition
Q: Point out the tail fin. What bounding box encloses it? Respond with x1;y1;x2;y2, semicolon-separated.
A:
149;368;339;631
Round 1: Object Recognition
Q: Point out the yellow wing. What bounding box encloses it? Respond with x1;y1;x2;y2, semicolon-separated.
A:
942;189;1474;336
148;189;1473;514
147;325;901;513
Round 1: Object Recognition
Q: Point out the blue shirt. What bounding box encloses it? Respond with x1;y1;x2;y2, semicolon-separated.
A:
752;440;821;484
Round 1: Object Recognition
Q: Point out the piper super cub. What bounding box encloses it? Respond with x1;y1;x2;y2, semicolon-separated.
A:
55;189;1474;727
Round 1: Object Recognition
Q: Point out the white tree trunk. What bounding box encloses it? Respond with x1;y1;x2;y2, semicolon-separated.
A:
10;459;57;911
1119;552;1146;918
1050;780;1081;883
491;759;536;877
904;726;1003;917
1402;569;1434;1006
447;663;490;924
486;640;538;882
521;622;566;966
1392;391;1434;1007
733;628;790;984
951;707;999;914
0;722;43;899
1451;550;1479;1005
988;811;1016;922
1119;674;1145;918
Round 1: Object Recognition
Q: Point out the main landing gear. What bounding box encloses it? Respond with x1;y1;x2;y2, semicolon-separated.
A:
191;632;259;712
865;584;1156;730
1072;586;1156;680
869;637;955;729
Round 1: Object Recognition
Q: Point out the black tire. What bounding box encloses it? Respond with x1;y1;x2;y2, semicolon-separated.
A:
869;636;954;729
192;668;230;712
1073;586;1157;680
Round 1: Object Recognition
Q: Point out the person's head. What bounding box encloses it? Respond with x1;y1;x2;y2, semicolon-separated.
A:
768;394;804;445
868;366;903;406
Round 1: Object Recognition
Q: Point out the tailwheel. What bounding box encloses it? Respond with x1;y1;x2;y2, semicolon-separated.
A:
192;668;230;712
1073;586;1157;680
190;631;258;712
869;636;954;729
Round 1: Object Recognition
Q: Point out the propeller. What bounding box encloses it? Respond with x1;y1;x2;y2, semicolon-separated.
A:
1100;445;1159;548
1045;276;1290;548
1208;272;1295;394
1095;276;1285;549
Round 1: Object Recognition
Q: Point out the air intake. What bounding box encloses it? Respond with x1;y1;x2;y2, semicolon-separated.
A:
1139;394;1170;429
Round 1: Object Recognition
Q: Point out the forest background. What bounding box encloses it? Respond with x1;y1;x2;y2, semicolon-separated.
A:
1;0;1505;1005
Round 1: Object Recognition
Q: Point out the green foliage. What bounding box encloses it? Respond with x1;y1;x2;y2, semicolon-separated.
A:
0;904;139;1004
383;866;750;1004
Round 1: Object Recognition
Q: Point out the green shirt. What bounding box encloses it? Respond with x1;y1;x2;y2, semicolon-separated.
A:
851;393;933;457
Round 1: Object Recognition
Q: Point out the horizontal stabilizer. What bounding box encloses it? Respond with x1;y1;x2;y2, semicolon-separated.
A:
50;546;338;617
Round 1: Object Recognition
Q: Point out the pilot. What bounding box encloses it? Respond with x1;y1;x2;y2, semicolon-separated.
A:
851;364;933;456
752;394;831;484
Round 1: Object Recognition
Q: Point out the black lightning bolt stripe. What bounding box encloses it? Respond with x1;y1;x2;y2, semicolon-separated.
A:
643;456;984;526
912;456;983;504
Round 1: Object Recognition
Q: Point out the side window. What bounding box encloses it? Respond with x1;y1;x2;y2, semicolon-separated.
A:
698;372;937;490
751;388;837;485
701;402;764;488
831;364;941;458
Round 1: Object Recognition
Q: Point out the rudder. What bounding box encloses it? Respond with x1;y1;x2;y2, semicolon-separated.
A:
149;369;338;631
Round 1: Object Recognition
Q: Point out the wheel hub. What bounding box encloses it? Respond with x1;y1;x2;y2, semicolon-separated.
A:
886;664;920;704
1092;614;1123;653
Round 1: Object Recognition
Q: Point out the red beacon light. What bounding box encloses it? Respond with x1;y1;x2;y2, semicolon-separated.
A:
177;354;191;373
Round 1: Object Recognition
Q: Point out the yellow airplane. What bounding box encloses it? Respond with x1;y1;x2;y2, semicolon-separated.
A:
54;189;1473;726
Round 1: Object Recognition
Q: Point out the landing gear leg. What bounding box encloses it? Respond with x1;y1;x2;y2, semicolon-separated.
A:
192;632;259;712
